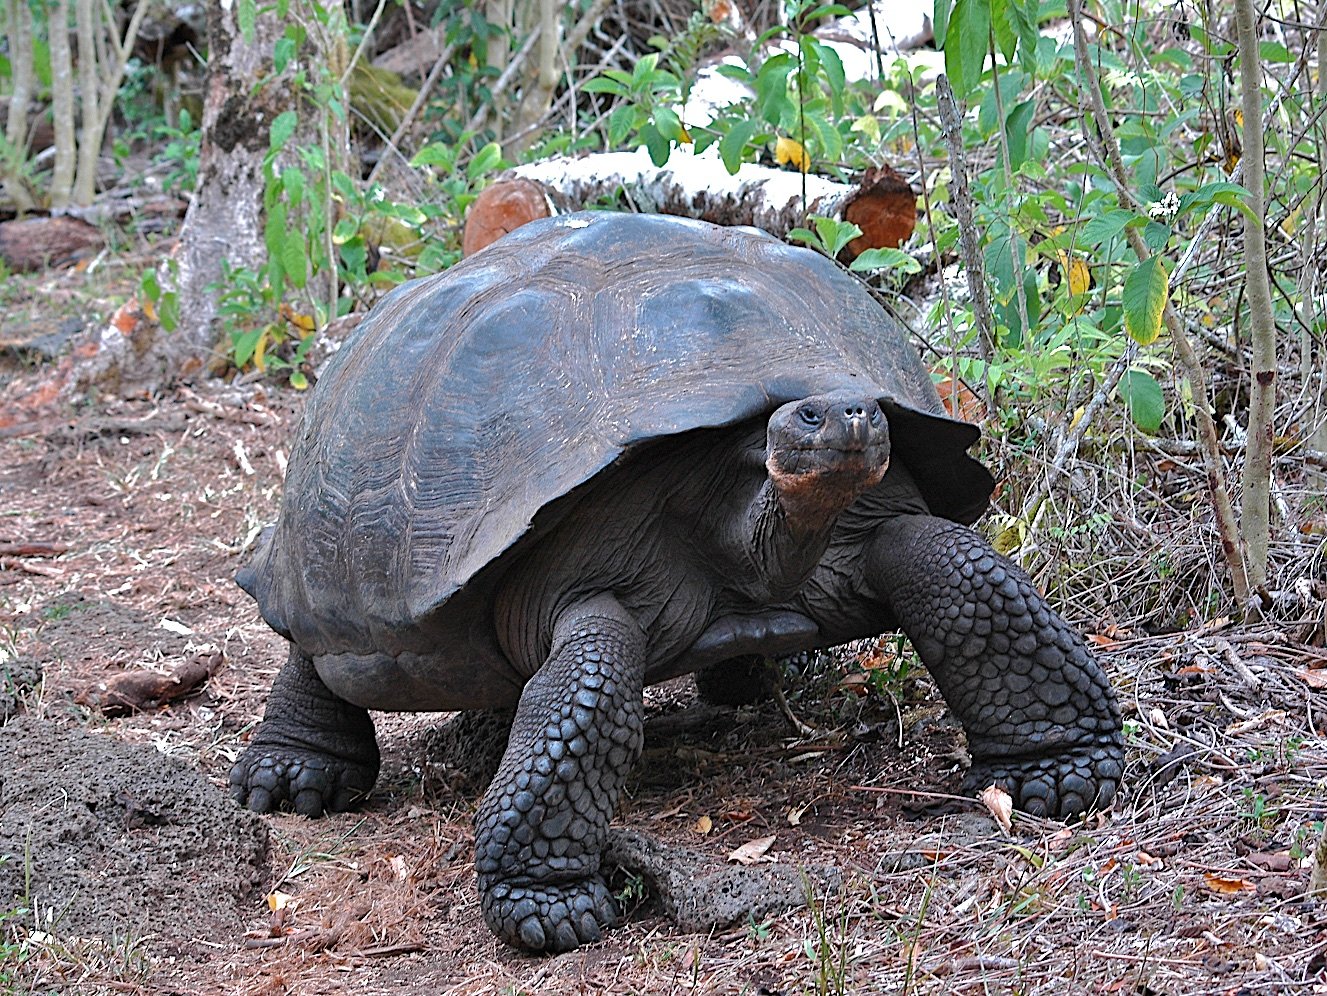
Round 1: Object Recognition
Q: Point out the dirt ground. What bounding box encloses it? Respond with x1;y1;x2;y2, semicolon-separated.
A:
2;288;1326;995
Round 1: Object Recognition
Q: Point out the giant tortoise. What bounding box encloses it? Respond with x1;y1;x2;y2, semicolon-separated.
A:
232;211;1123;953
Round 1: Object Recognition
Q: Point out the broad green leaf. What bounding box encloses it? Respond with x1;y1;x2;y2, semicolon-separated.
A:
1122;256;1169;345
655;107;685;143
1080;208;1139;249
158;291;179;333
139;269;160;302
607;104;636;147
280;166;305;207
274;36;296;74
269;111;298;151
233;327;262;368
945;0;991;101
410;142;455;168
639;122;670;167
849;248;922;274
289;370;309;390
719;119;762;174
467;142;503;179
991;0;1017;62
812;216;863;257
581;77;627;95
933;0;953;48
1118;369;1165;433
331;218;358;245
282;232;308;290
1004;99;1035;172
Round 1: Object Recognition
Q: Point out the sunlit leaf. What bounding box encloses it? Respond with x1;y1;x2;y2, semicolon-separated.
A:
775;135;810;172
1123;256;1169;345
849;248;922;274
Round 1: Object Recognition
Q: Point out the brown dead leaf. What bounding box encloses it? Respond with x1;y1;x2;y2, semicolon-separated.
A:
1297;669;1327;689
693;815;713;835
1203;873;1254;895
979;784;1013;833
727;834;777;865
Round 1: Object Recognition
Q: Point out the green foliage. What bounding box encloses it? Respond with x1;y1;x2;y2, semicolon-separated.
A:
205;2;506;382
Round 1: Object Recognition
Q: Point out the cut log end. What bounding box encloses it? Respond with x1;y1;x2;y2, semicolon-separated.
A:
461;179;556;256
844;164;917;259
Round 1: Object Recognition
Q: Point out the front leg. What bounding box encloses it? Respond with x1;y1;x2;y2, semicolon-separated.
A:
867;515;1123;818
475;594;646;953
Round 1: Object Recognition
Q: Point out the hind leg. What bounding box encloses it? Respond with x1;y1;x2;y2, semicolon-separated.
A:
230;643;380;817
864;515;1123;818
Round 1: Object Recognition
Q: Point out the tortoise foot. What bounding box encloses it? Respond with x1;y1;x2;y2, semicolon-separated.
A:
965;738;1124;820
230;742;378;817
481;876;618;953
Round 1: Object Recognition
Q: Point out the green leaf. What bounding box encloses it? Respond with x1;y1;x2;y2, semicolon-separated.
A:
607;104;637;147
581;77;628;95
233;327;262;368
467;141;503;180
933;0;953;48
1080;208;1139;249
849;248;922;274
1118;369;1165;433
719;119;761;174
281;167;306;207
991;0;1017;62
1004;98;1035;172
269;111;298;151
1122;256;1169;345
139;269;161;302
639;122;670;167
283;232;308;290
410;142;455;169
331;218;358;245
809;215;863;257
274;36;296;74
158;291;179;333
945;0;991;101
289;369;309;390
754;53;797;125
654;106;684;143
238;0;256;44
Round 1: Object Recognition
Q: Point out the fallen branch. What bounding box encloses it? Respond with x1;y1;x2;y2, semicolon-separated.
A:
76;652;221;716
464;146;915;257
0;542;69;557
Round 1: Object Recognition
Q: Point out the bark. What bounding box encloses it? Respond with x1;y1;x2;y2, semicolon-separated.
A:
72;0;100;205
463;147;916;256
48;0;77;208
2;0;37;211
1235;0;1275;606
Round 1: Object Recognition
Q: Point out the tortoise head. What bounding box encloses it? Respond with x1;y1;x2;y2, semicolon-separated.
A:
764;391;891;533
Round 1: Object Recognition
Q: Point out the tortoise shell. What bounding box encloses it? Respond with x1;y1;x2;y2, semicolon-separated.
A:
239;212;993;661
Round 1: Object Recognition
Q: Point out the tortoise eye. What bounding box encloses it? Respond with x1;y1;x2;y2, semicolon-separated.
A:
798;407;822;427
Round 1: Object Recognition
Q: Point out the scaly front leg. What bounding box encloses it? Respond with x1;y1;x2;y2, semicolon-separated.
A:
475;594;646;952
867;514;1124;818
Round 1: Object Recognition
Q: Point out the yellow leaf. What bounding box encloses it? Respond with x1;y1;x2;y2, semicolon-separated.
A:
267;890;292;911
775;136;810;173
693;814;712;834
1067;257;1091;296
280;303;316;332
253;328;270;372
678;126;693;145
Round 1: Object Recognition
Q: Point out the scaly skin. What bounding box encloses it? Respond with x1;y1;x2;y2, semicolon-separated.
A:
867;514;1123;818
474;595;646;953
229;645;380;817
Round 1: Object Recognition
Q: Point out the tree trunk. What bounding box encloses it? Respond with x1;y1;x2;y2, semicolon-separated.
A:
48;0;76;208
72;0;101;206
67;0;287;393
1;0;37;212
463;147;916;256
1235;0;1275;607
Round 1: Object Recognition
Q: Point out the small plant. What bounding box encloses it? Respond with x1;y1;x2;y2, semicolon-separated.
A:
613;870;647;906
1238;788;1280;835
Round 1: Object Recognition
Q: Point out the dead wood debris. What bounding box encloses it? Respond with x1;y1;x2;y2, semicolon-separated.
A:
75;651;222;716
